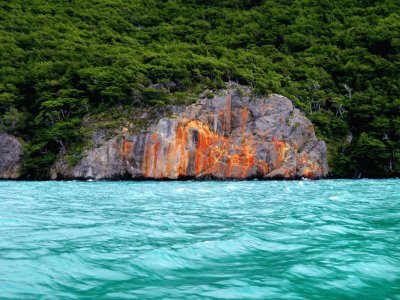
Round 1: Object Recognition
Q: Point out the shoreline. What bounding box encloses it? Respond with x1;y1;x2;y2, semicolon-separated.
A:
1;177;399;182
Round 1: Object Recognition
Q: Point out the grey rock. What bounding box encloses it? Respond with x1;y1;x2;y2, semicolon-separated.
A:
52;89;329;180
0;133;22;179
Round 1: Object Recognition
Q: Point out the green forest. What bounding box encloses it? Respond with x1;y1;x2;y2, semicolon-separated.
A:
0;0;399;178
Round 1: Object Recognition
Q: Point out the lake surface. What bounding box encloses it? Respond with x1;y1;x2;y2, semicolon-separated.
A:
0;180;399;299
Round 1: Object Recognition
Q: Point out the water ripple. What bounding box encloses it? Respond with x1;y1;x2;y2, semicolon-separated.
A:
0;179;399;299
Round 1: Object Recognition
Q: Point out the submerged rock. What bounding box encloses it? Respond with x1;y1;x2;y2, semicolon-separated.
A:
0;133;22;179
52;89;328;180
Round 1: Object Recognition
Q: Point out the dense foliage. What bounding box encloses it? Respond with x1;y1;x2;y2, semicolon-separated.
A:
1;0;399;178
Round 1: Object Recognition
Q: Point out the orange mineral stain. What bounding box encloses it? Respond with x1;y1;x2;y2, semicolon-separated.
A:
303;169;315;178
140;117;294;179
122;140;133;158
185;120;220;176
165;143;175;178
142;141;153;178
242;144;255;177
256;161;269;176
227;154;239;178
176;124;189;177
152;134;159;178
272;136;286;168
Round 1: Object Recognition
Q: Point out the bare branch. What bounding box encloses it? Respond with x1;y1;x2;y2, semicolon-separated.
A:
343;83;352;99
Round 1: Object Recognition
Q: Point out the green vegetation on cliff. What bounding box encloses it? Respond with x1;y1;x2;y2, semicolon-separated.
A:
1;0;399;178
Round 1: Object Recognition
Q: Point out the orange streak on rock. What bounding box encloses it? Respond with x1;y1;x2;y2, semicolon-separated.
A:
122;141;133;157
194;130;207;175
175;124;188;177
301;161;322;179
256;161;269;176
142;142;152;178
227;154;239;178
166;143;174;178
284;169;290;178
152;134;159;178
183;120;217;176
121;138;134;167
298;153;324;179
158;139;166;179
141;117;294;179
224;140;256;178
172;119;258;179
272;136;286;168
240;143;255;177
304;170;315;178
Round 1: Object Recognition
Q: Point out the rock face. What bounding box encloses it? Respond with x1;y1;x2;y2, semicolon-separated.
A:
52;90;328;180
0;133;22;179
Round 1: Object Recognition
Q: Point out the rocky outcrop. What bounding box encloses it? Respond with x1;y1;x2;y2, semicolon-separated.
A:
52;89;328;180
0;133;23;179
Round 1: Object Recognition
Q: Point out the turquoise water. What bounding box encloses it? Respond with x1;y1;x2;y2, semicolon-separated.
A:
0;180;399;299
